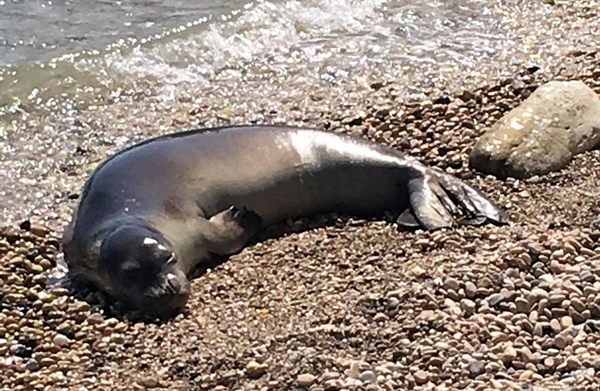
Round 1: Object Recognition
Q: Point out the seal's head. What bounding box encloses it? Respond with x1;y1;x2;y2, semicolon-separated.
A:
98;224;190;317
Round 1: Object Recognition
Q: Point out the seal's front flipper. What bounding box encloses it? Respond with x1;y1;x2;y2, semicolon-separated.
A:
406;170;509;231
206;205;264;256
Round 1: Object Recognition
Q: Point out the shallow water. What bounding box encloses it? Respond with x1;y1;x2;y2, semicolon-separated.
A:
0;0;247;65
0;0;598;132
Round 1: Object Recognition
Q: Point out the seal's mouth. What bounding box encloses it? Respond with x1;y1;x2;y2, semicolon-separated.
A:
151;271;189;297
135;269;191;317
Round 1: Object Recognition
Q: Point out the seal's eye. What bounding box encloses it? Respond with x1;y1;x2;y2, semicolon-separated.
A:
140;236;173;266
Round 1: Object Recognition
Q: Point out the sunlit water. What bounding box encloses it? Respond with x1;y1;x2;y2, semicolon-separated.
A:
0;0;598;133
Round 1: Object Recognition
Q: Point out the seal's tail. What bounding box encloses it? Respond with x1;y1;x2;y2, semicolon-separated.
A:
396;168;510;230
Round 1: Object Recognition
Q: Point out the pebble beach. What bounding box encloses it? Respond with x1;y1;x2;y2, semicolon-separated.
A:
1;1;600;390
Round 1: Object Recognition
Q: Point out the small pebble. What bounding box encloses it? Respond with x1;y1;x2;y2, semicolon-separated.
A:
53;334;70;347
297;373;316;387
414;370;430;385
359;370;376;384
468;360;485;378
246;361;268;378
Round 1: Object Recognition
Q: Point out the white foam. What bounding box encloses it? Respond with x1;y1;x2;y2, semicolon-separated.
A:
98;0;387;96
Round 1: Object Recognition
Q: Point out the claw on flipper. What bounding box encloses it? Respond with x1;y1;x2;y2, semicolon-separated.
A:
398;169;510;231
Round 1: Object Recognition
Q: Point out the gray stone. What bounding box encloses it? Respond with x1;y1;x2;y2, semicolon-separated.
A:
465;281;477;299
444;277;461;291
488;293;505;307
25;358;40;372
460;299;476;316
468;360;485;378
359;370;376;384
469;80;600;179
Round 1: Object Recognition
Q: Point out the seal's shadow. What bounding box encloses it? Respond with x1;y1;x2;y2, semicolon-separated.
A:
63;213;403;324
61;206;505;324
188;212;411;279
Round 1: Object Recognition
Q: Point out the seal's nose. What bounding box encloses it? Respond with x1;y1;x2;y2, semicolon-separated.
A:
164;273;190;301
166;272;190;295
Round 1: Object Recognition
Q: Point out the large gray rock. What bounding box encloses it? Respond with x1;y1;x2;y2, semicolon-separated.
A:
469;80;600;179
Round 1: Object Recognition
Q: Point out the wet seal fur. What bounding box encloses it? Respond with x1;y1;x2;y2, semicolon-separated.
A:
62;125;509;317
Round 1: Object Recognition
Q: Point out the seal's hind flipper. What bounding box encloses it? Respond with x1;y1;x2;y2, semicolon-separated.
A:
406;176;456;230
406;170;509;230
433;169;510;227
395;208;420;228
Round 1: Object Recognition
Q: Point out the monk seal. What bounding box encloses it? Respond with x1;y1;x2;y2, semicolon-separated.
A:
62;125;509;317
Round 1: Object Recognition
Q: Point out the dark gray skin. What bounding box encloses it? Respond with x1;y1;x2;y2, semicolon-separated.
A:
62;125;509;317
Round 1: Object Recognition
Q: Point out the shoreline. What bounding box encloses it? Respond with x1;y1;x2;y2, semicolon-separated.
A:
1;47;598;230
